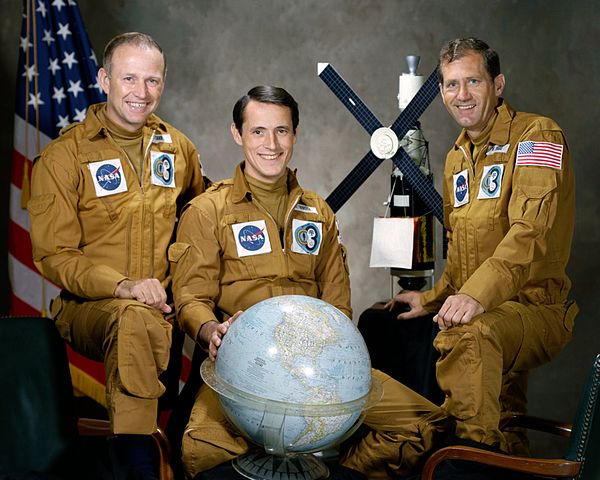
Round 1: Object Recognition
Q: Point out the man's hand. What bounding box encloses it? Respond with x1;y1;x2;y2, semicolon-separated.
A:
384;290;428;320
199;311;243;361
114;278;171;314
434;293;484;330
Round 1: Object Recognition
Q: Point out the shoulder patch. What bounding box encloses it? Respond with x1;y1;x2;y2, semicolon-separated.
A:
516;141;563;170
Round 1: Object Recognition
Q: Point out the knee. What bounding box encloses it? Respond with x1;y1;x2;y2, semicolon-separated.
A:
118;303;172;351
434;325;483;359
181;425;248;476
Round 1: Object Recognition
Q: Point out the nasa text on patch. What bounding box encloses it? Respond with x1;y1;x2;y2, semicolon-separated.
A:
89;158;128;197
232;220;272;257
453;169;469;207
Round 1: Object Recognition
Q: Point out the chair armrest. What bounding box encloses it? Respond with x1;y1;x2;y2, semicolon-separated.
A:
500;414;573;438
77;419;174;480
77;417;112;435
421;445;581;480
153;427;174;480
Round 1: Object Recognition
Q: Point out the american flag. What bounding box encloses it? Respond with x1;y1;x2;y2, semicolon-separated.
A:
515;141;563;169
10;0;107;407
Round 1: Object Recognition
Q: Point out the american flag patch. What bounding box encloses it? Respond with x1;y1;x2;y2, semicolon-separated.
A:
516;141;563;169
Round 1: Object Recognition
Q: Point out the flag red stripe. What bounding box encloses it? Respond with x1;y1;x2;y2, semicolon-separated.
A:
9;292;41;316
517;159;561;166
11;149;31;189
180;354;192;384
66;344;106;384
8;219;36;271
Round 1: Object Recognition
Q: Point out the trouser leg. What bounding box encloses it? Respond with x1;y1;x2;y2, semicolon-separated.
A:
339;369;452;478
433;301;576;452
182;384;250;478
500;369;530;456
53;294;172;434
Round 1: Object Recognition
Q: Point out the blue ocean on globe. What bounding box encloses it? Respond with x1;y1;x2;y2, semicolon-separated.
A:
212;295;372;453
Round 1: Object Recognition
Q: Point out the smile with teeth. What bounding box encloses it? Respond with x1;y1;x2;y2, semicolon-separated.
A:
127;101;148;109
457;104;476;110
260;153;280;160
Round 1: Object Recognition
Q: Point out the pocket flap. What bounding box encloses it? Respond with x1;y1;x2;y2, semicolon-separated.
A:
168;242;191;262
27;193;55;216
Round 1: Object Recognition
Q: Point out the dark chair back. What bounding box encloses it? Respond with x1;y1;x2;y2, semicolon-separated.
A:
566;353;600;479
0;316;78;474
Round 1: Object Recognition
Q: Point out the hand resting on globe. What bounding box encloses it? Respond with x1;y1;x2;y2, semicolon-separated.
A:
198;310;243;361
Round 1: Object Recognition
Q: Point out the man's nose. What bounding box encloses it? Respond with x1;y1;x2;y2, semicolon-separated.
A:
264;131;278;148
457;82;471;100
133;80;148;97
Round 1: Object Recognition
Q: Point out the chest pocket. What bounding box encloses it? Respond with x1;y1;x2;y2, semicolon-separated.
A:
286;212;327;279
78;149;130;222
477;157;511;233
512;167;558;225
149;145;180;219
222;211;278;281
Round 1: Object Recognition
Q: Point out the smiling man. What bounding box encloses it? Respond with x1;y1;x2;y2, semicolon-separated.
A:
28;32;205;479
170;86;361;478
388;37;578;458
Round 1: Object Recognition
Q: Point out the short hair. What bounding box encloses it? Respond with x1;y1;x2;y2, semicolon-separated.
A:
437;37;501;83
103;32;166;77
233;86;299;134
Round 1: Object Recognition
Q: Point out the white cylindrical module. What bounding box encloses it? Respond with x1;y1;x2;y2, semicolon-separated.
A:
397;55;425;110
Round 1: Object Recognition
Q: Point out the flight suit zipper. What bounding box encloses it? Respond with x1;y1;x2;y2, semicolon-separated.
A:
282;194;301;254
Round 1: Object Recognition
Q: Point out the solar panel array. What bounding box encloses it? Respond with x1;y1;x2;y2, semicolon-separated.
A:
319;63;442;223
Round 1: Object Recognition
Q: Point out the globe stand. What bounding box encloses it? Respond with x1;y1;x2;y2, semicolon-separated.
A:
232;449;328;480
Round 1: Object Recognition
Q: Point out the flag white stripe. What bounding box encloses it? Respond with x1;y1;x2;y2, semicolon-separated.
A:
9;183;31;232
8;253;60;313
13;113;53;159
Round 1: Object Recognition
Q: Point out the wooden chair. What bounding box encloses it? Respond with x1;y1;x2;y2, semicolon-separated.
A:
421;353;600;480
0;316;174;480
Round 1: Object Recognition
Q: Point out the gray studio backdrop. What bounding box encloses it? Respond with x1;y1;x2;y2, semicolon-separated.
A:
1;0;598;457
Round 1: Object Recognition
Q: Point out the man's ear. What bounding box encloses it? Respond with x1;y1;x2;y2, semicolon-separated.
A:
494;73;506;97
231;122;243;146
439;83;447;106
98;68;110;96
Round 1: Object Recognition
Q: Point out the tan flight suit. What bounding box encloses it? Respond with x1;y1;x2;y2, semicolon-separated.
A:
170;164;451;478
420;100;578;452
28;103;205;434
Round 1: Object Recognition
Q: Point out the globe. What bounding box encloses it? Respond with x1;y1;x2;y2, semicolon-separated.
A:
201;295;381;480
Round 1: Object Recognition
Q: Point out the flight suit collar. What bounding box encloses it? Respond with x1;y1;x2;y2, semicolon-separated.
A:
231;163;303;204
452;98;517;152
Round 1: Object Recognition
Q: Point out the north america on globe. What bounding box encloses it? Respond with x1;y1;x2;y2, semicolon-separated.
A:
206;295;372;453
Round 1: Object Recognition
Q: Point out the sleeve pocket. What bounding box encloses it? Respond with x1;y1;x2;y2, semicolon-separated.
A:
515;168;557;199
27;193;56;216
168;242;191;263
27;194;57;259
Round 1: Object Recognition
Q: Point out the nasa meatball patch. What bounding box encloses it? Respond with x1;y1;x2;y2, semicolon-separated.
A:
453;169;469;207
232;220;272;257
89;159;128;197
